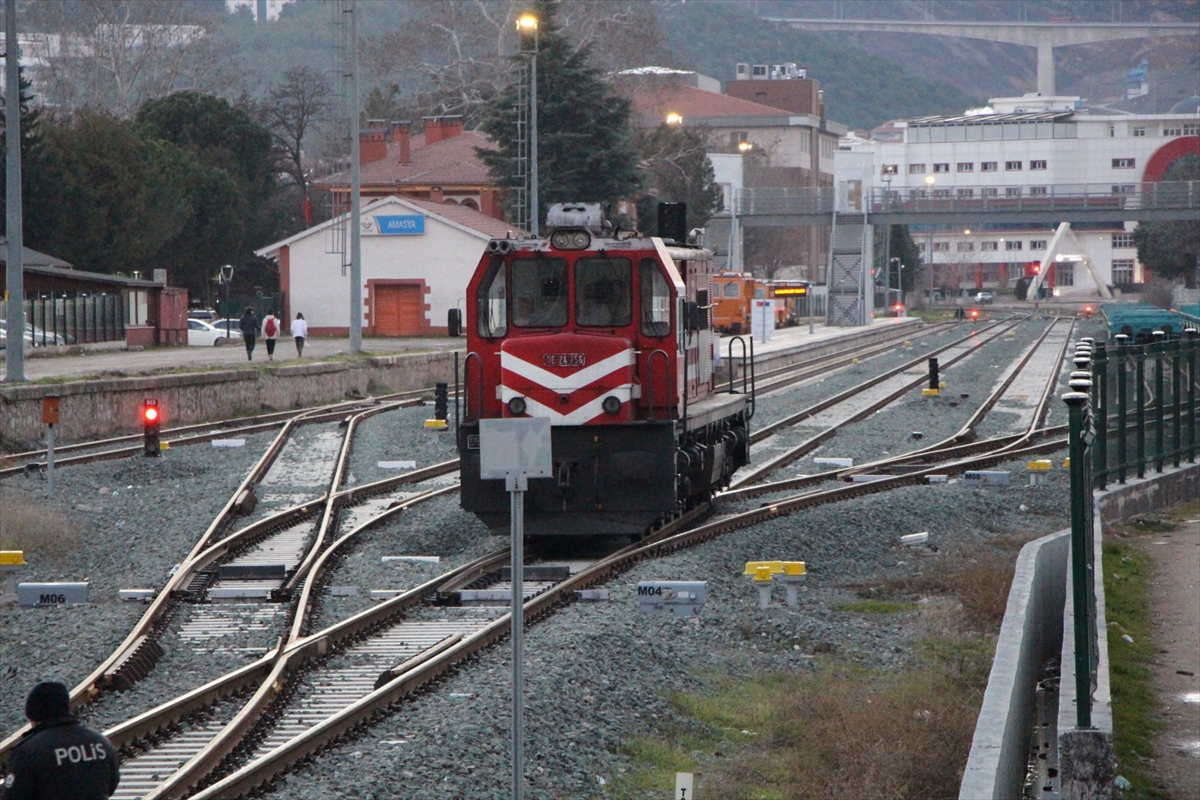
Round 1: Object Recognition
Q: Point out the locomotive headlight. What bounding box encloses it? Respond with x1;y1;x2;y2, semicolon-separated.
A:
507;396;527;416
550;228;591;250
602;395;621;415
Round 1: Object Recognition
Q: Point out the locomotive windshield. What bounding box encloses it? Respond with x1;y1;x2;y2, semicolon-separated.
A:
476;257;507;338
513;257;568;327
575;257;631;327
640;258;671;337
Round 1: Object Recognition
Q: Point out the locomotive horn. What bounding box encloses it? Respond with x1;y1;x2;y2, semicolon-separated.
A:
495;240;514;255
486;240;499;254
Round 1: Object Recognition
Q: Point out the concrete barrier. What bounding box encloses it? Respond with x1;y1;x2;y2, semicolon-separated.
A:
959;530;1068;800
962;462;1198;800
0;351;457;443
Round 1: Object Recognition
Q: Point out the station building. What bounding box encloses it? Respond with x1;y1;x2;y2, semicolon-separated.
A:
854;94;1200;298
254;195;520;337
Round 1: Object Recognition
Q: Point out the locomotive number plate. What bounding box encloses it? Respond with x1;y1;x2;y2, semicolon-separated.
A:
543;353;586;367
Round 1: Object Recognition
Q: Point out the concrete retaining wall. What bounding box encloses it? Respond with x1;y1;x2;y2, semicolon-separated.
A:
959;530;1069;800
0;351;458;444
1056;461;1199;800
962;461;1198;800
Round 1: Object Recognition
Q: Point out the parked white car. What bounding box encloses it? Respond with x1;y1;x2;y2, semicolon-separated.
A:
187;318;242;346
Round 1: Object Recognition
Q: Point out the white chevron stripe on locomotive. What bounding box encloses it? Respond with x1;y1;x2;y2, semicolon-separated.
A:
500;384;633;425
500;348;635;392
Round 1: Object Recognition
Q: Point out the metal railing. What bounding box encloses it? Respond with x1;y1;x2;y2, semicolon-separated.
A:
733;180;1200;220
1065;329;1199;726
1;295;125;349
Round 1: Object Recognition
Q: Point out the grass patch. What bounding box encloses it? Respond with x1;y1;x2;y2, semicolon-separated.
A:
610;641;990;800
0;485;81;557
836;599;919;614
1104;532;1164;798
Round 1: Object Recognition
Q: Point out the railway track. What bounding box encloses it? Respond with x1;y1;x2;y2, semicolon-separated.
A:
1;318;1080;798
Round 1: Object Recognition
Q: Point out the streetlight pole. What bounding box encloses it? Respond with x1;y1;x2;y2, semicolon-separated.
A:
518;15;539;236
5;0;26;383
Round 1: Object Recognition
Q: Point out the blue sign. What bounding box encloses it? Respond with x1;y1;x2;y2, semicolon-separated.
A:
373;215;425;235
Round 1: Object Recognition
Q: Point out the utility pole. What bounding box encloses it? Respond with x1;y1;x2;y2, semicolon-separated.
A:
5;0;25;382
348;0;362;353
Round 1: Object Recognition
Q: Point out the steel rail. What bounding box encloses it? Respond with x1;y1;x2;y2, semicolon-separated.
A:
182;432;1067;800
735;319;1019;485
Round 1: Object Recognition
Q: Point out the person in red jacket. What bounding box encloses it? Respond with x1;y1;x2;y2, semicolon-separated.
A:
3;682;120;799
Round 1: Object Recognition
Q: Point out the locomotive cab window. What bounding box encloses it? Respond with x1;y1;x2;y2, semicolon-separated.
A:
723;282;740;297
512;257;568;327
640;259;671;337
476;257;507;338
576;257;632;327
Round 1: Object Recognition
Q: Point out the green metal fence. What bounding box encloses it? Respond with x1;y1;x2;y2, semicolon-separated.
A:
1066;329;1199;727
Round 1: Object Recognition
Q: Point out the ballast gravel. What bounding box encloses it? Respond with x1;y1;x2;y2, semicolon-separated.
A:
0;320;1100;799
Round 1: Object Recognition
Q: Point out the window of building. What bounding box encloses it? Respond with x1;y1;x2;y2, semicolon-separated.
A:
932;188;951;198
1006;160;1022;171
1185;123;1199;136
957;188;974;198
1111;184;1135;194
1006;187;1022;197
957;241;974;252
1030;159;1047;170
1112;158;1135;169
957;162;974;173
1005;240;1023;251
912;189;927;198
917;242;926;253
982;265;1001;282
1030;186;1048;196
1163;124;1183;136
909;163;926;174
933;163;950;173
933;241;949;252
1112;259;1135;284
1132;126;1146;137
126;290;149;326
981;241;999;251
981;161;998;172
1030;240;1047;250
1112;232;1135;248
1058;262;1074;285
729;131;749;148
882;164;898;175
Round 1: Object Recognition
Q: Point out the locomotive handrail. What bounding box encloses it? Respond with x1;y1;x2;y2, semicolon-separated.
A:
644;348;672;421
462;351;485;422
726;335;756;420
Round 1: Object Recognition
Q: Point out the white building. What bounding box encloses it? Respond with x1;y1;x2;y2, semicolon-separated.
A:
853;95;1199;298
255;196;520;336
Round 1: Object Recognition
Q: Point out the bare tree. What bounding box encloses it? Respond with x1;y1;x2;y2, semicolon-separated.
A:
23;0;219;118
360;0;669;127
261;66;331;197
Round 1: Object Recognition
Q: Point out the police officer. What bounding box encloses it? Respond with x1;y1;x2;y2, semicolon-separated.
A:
2;682;119;799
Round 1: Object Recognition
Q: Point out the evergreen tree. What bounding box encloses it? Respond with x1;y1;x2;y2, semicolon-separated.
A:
0;68;49;244
477;0;638;228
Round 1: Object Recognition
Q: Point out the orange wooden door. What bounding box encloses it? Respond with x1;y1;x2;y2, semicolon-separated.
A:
374;284;423;335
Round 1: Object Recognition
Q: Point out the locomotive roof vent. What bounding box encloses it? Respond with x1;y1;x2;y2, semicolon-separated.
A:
546;203;604;234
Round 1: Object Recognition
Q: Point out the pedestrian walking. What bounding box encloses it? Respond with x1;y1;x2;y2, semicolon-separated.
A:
291;312;308;357
262;310;280;362
3;681;120;799
239;306;259;361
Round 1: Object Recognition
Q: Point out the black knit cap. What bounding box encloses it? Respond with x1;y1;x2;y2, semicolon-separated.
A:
25;682;70;722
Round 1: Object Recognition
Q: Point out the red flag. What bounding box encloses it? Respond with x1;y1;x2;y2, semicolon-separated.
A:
303;195;313;227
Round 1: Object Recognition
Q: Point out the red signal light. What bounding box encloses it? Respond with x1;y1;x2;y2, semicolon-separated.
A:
143;405;159;423
970;309;979;319
1032;265;1041;274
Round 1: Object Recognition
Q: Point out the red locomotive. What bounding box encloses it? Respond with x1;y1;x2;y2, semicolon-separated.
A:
457;203;753;537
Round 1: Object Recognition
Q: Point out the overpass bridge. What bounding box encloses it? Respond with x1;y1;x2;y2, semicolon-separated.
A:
733;180;1200;227
764;18;1200;96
